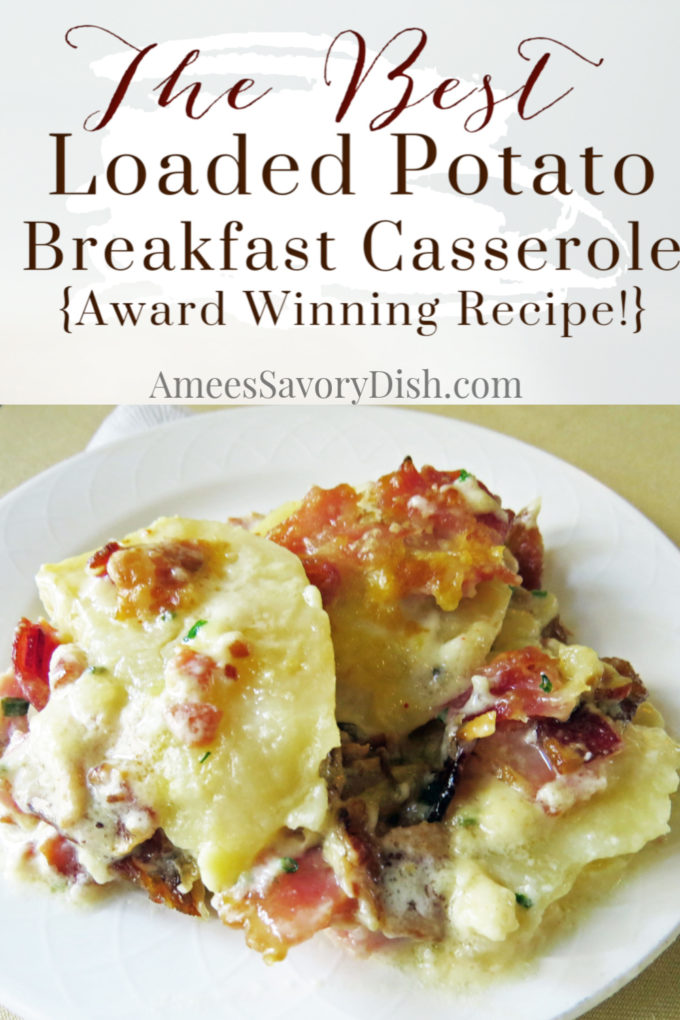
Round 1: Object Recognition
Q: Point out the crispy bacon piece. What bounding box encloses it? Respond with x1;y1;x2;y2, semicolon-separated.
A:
11;618;60;711
506;511;544;590
598;657;648;721
538;708;622;765
455;650;636;776
473;708;622;806
542;616;570;643
301;558;342;606
471;646;566;722
166;701;222;746
218;848;357;961
268;458;517;612
105;539;207;619
268;484;362;565
458;644;625;807
87;541;122;576
113;830;205;916
172;646;219;689
228;640;250;659
372;459;509;543
41;833;83;880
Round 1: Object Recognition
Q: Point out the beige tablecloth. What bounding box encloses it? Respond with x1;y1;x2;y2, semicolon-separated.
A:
0;404;678;1020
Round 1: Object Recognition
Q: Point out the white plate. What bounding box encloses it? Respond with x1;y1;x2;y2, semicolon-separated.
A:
0;407;678;1020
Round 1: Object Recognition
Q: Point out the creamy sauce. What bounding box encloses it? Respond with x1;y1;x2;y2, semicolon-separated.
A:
391;716;680;986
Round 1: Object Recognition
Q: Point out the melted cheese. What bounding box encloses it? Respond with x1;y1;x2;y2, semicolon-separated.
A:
256;475;515;738
3;518;339;892
398;717;680;981
264;501;512;736
328;579;511;736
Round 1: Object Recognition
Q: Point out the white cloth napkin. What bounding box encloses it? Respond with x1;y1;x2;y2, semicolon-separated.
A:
87;405;193;450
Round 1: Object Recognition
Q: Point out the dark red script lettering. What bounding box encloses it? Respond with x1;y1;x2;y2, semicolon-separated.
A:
65;24;271;131
324;29;603;131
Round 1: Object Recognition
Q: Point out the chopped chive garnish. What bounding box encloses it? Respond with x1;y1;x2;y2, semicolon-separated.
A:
515;892;533;909
88;666;106;675
161;610;177;622
458;816;478;828
184;619;207;642
539;673;553;693
198;751;211;764
1;697;30;717
458;469;471;481
280;857;298;873
531;589;548;598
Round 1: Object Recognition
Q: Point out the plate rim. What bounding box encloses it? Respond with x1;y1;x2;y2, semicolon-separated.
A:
1;406;678;563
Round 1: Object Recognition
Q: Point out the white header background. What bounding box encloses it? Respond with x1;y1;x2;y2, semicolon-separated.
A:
2;0;678;403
